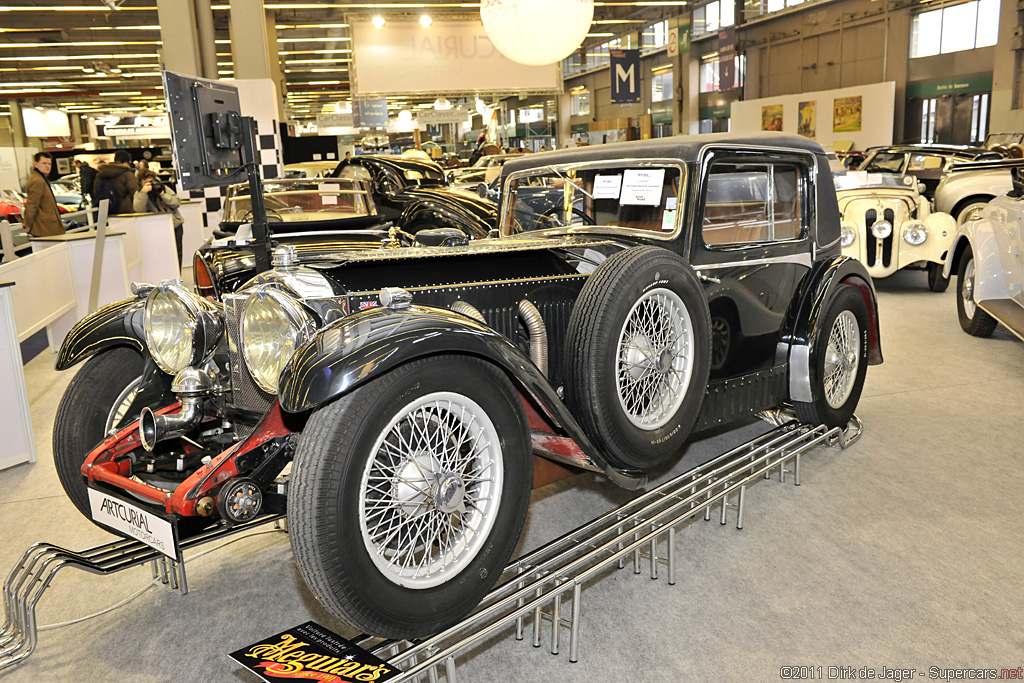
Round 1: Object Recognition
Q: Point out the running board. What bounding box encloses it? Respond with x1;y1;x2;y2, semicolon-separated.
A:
360;414;863;681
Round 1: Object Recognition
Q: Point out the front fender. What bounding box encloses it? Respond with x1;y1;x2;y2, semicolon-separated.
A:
277;304;647;489
786;256;881;403
944;219;1012;301
55;296;146;371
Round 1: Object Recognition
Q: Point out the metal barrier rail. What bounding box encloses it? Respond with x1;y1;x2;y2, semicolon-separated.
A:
0;514;283;672
0;414;861;676
362;414;863;682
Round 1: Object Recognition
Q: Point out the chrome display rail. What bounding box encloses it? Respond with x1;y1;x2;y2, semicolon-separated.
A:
0;513;283;672
0;414;860;676
360;414;863;682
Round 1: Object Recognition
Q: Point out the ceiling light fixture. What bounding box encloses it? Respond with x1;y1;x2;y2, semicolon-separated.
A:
372;15;385;28
420;14;432;27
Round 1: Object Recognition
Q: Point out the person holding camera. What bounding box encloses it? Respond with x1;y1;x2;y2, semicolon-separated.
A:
134;169;184;266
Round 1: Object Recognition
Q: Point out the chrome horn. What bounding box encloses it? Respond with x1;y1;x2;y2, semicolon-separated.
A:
139;368;214;452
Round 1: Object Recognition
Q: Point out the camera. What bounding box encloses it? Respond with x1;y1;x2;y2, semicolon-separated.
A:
147;179;164;193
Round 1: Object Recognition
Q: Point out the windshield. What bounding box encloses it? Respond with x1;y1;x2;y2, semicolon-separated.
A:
223;178;376;223
833;172;917;192
860;152;905;173
502;163;683;237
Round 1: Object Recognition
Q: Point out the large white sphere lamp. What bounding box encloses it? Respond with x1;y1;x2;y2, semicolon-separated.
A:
480;0;594;66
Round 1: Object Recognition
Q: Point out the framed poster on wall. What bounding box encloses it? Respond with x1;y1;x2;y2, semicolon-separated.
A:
833;96;863;132
761;105;783;131
798;101;816;138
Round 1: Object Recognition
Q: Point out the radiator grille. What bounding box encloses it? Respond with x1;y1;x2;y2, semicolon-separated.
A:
864;208;895;268
224;293;274;435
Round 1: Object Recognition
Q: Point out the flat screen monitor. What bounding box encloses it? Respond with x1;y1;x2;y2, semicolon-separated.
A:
163;69;244;191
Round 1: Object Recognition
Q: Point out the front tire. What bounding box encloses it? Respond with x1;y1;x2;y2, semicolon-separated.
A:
288;356;532;639
956;246;997;337
52;347;144;519
794;285;869;428
927;262;950;292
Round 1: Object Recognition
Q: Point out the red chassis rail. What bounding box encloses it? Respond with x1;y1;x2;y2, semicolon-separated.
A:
81;402;295;516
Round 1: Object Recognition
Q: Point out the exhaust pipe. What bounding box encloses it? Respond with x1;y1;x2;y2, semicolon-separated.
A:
139;367;213;452
518;299;547;377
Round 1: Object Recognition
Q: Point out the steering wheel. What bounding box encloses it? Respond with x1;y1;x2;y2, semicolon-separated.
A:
536;206;595;230
242;209;284;223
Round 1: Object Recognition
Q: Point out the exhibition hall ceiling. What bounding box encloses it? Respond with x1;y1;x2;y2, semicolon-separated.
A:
0;0;680;121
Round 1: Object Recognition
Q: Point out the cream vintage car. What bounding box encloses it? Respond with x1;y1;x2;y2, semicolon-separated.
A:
836;171;956;291
944;166;1024;341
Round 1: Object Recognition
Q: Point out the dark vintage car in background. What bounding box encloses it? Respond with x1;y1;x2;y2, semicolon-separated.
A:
332;154;496;237
195;165;495;298
51;132;881;642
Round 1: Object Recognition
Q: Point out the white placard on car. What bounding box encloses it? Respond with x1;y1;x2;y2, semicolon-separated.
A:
88;487;177;559
593;174;622;199
620;169;666;206
321;194;338;205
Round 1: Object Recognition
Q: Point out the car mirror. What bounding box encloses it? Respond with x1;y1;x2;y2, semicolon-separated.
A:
476;183;489;199
917;182;927;194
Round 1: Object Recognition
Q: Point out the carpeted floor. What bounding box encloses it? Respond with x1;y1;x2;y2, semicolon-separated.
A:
1;268;1022;682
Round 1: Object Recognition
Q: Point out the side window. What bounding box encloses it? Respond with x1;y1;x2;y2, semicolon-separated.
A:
907;154;944;171
702;162;804;247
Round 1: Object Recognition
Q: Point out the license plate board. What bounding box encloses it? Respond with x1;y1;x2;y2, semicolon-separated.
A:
88;487;179;560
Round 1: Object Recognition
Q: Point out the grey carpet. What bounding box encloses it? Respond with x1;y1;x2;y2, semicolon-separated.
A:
1;268;1022;682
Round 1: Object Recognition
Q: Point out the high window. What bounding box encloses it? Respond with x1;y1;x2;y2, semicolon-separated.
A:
910;0;1000;58
642;21;670;49
652;68;674;103
694;0;735;34
570;90;591;116
699;55;745;93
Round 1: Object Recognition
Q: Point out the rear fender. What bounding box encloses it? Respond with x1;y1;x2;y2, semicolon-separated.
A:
786;256;881;404
277;305;647;489
55;296;146;371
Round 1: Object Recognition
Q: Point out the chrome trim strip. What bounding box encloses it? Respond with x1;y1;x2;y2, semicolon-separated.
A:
697;252;813;271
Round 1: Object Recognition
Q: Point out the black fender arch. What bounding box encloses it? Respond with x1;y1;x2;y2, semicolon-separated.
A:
277;304;647;490
54;296;146;371
784;255;882;404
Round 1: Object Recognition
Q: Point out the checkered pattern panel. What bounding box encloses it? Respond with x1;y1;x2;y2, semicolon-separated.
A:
180;118;283;231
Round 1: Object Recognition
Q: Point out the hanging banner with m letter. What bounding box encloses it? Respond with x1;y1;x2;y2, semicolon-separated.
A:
610;49;641;104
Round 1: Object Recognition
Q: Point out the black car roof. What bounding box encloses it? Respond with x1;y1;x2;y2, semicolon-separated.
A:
500;132;825;177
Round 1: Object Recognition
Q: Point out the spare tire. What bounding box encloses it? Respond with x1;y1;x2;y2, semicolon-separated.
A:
565;246;711;470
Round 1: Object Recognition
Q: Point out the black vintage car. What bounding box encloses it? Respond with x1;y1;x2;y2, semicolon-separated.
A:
195;163;494;299
52;132;881;641
332;154;496;237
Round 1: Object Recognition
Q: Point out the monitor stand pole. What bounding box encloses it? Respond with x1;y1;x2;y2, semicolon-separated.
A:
241;116;271;273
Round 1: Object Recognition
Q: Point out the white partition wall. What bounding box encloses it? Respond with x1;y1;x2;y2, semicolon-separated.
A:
179;200;207;270
31;233;130;351
108;213;179;282
0;283;37;470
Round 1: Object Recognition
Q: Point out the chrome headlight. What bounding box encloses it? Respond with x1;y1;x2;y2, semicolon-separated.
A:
144;282;223;375
840;221;857;247
241;288;317;394
903;221;928;245
871;220;893;239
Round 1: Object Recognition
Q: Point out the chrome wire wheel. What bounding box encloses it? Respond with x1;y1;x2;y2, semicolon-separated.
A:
961;258;978;319
823;310;861;409
358;391;504;590
104;376;142;434
615;287;695;430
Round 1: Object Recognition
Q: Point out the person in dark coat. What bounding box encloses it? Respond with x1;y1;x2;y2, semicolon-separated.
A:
96;149;140;215
23;151;65;237
75;159;97;204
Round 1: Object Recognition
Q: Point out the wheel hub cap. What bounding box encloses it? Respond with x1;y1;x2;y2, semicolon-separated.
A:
434;473;466;514
394;453;440;518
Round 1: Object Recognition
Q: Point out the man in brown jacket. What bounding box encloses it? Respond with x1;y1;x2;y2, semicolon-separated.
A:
23;151;65;237
95;149;140;215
